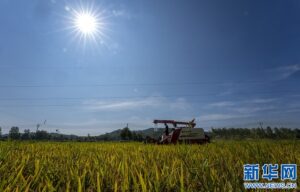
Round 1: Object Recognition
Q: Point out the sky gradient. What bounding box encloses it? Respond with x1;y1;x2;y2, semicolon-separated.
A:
0;0;300;135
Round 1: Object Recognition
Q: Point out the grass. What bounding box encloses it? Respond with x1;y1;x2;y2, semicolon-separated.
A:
0;140;299;191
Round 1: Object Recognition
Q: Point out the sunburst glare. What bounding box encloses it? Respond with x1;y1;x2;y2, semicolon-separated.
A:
75;12;97;35
66;3;108;47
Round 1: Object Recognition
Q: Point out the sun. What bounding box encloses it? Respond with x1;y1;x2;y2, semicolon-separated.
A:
75;12;98;35
66;4;107;46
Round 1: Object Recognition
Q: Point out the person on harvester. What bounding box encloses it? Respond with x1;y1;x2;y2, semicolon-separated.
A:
164;123;169;136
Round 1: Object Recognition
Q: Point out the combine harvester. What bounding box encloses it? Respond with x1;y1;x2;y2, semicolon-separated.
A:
146;119;210;144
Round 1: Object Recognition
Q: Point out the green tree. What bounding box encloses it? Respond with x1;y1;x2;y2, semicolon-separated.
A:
9;127;20;140
35;130;49;140
296;129;300;139
120;127;132;140
266;126;274;138
22;129;31;140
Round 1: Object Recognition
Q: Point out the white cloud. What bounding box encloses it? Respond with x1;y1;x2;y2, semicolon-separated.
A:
83;97;190;111
200;114;250;121
83;98;160;111
207;98;276;109
208;101;235;107
202;98;277;122
248;98;277;104
112;9;132;19
170;98;190;110
232;106;275;113
275;64;300;79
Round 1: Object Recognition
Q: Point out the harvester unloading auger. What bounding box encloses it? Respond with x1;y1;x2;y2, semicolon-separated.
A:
145;119;210;144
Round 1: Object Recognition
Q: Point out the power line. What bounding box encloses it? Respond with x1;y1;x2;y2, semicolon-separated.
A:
1;105;300;111
0;89;298;101
0;80;278;88
0;97;300;109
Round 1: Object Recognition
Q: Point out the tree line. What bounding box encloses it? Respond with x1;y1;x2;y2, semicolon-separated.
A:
211;127;300;139
0;126;145;142
0;126;299;141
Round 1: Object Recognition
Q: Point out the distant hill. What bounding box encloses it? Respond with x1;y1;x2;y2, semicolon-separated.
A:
96;129;123;140
134;128;165;139
96;128;165;140
0;128;164;141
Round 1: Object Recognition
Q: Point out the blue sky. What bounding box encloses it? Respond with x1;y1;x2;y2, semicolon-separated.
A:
0;0;300;135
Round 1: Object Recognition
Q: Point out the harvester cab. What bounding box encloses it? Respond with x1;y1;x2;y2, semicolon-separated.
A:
153;119;209;144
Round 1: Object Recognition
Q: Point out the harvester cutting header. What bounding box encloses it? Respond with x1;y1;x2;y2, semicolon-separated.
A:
147;119;210;144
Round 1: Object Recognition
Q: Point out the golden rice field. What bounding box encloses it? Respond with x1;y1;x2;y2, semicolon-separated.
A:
0;140;299;191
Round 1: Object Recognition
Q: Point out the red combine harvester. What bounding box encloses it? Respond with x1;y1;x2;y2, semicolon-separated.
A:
148;119;210;144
